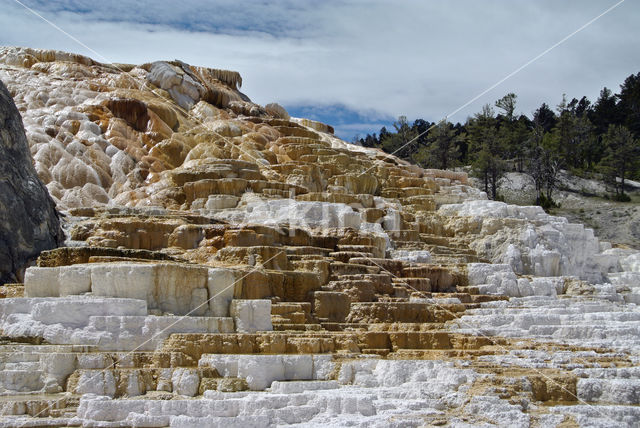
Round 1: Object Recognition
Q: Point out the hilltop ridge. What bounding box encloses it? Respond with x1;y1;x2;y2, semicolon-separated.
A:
0;46;639;427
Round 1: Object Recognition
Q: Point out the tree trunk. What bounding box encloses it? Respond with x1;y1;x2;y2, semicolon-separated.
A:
490;170;498;200
484;171;489;195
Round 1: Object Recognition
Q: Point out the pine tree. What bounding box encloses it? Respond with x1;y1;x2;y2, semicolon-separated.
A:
380;116;417;158
495;93;524;171
533;103;557;133
599;124;639;199
467;105;505;200
617;72;640;137
589;87;620;136
413;121;461;170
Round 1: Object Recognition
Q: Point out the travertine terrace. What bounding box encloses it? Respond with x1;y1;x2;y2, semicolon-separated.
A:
0;46;639;427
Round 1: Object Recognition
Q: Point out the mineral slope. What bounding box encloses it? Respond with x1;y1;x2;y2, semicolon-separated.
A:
0;46;639;427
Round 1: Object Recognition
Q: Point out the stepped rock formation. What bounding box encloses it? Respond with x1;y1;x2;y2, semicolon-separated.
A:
0;78;63;284
0;46;639;427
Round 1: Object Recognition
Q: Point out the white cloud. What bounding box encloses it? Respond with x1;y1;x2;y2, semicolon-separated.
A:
1;0;638;134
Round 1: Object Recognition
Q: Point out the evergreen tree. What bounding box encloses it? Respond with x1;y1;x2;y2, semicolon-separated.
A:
589;87;620;136
554;95;573;165
411;118;431;148
494;93;531;171
413;121;461;170
495;93;517;121
453;122;469;161
552;95;594;171
617;72;640;137
378;126;390;146
527;123;546;204
360;133;378;148
533;103;557;133
380;116;417;158
467;104;505;200
572;115;595;171
599;124;639;198
568;96;591;117
349;69;640;197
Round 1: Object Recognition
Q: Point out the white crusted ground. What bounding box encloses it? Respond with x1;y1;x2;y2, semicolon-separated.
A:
209;197;397;251
0;296;235;351
443;200;640;304
0;201;639;426
3;357;639;427
452;295;640;353
0;261;277;353
0;45;639;425
440;200;611;281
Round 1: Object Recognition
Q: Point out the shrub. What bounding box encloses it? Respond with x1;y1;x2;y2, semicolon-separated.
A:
538;193;559;211
612;193;631;202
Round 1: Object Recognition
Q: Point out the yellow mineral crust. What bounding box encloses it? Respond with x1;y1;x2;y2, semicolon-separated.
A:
1;47;639;426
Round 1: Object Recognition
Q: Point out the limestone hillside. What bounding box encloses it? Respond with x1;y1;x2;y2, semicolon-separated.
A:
0;46;639;427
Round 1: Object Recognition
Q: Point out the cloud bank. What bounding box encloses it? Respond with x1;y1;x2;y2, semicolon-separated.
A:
1;0;637;138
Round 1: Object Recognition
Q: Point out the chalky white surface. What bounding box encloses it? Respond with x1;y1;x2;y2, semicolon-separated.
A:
0;296;234;351
20;358;626;427
229;299;273;334
451;295;640;353
439;200;611;282
24;263;251;317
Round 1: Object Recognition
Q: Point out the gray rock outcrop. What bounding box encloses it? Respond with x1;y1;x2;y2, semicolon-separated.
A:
0;79;63;283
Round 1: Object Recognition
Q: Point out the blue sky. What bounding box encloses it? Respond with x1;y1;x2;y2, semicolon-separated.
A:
286;104;393;142
1;1;638;140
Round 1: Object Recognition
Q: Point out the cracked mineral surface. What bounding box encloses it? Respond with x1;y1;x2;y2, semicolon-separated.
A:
0;46;639;427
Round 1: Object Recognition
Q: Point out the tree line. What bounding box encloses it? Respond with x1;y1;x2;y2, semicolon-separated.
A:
355;72;640;205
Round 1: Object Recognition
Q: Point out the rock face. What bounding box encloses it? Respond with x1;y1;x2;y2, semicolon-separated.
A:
0;79;62;283
1;47;640;427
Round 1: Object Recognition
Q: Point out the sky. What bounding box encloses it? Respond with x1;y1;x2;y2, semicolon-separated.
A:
1;0;638;140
